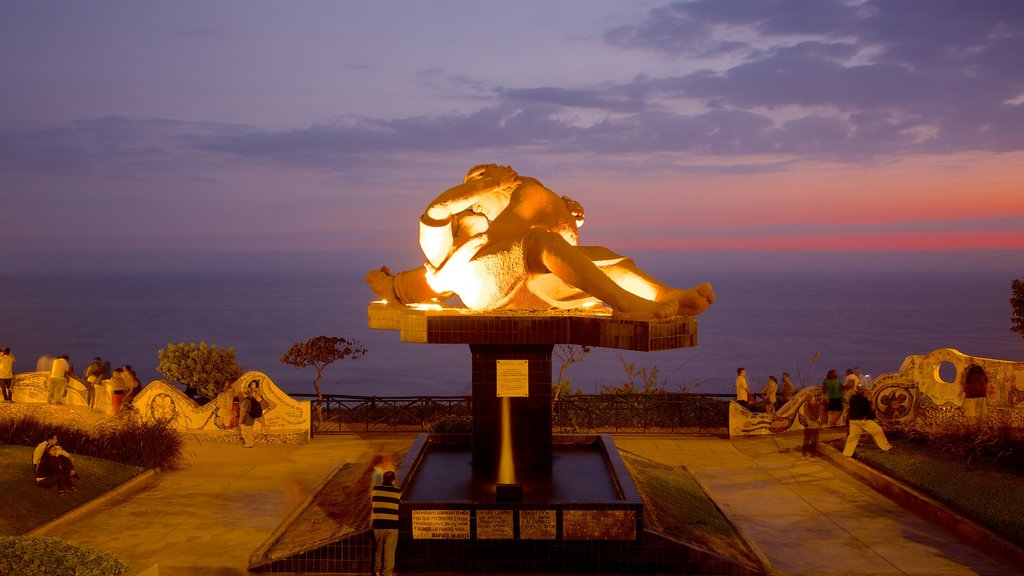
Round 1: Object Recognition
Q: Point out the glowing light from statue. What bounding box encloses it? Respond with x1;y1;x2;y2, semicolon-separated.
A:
498;396;515;484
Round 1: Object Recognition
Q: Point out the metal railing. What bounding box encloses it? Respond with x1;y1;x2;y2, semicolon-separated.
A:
295;392;733;435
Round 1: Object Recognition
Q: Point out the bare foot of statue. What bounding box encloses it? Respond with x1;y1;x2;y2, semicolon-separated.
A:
365;267;400;305
611;295;679;320
658;282;716;316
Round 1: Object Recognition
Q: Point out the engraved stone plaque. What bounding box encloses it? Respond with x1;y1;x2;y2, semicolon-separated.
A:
412;509;471;540
476;509;513;540
519;509;556;540
563;509;636;540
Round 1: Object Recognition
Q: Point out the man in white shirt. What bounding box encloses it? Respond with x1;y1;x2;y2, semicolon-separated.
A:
47;355;70;404
0;347;14;402
735;367;750;408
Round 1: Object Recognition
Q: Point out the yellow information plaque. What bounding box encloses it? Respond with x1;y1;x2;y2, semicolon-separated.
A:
519;509;556;540
412;509;471;540
476;509;514;539
496;359;529;397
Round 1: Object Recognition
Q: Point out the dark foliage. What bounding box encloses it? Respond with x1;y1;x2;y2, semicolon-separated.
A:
0;414;186;470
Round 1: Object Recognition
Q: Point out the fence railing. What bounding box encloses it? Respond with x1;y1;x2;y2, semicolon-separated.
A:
293;393;733;435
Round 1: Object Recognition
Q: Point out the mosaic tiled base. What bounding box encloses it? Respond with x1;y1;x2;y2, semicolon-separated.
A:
368;303;697;351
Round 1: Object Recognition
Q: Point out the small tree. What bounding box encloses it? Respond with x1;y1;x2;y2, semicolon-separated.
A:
280;336;367;405
552;344;590;401
1012;276;1024;343
156;342;244;401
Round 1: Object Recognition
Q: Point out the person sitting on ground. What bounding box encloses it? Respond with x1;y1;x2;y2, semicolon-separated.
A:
366;164;715;320
32;433;79;479
36;444;77;495
842;389;893;457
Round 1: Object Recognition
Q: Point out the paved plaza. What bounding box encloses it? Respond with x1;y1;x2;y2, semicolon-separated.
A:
33;432;1021;575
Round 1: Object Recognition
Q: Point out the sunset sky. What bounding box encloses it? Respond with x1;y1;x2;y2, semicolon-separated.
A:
2;0;1023;274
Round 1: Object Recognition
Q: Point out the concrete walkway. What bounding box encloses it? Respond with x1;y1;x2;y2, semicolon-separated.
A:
38;435;393;576
37;431;1021;575
616;433;1019;576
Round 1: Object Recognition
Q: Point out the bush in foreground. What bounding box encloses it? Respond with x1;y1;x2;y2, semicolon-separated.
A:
0;536;127;576
0;414;186;470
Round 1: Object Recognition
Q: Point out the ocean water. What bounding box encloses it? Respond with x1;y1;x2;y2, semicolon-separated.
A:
1;253;1020;398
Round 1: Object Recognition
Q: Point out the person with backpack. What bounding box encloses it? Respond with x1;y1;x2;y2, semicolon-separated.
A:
239;380;267;448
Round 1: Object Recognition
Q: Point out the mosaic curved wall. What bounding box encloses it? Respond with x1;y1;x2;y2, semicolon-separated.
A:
8;370;311;444
729;348;1024;436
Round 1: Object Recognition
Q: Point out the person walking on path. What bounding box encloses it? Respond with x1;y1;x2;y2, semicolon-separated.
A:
239;381;267;448
822;369;843;426
47;355;70;404
0;347;14;402
371;470;402;576
843;389;893;457
735;367;751;409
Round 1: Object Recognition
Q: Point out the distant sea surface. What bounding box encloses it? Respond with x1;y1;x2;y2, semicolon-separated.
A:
2;252;1021;398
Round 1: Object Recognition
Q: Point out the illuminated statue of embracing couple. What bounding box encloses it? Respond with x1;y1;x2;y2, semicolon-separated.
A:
366;164;715;320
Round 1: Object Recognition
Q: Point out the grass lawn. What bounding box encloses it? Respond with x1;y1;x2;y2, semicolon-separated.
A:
834;439;1024;548
620;451;761;569
0;445;144;536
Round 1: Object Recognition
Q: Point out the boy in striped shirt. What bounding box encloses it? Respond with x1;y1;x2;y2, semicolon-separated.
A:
371;470;401;576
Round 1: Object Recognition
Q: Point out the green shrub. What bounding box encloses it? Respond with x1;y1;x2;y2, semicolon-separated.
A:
157;341;244;401
429;414;473;434
0;414;186;470
0;536;128;576
891;420;1024;471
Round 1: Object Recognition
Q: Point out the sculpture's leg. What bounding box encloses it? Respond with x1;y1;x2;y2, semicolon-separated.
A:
523;229;678;320
365;266;444;305
576;247;715;316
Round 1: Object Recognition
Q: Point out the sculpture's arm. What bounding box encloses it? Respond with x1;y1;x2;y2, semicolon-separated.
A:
419;217;456;270
422;165;519;221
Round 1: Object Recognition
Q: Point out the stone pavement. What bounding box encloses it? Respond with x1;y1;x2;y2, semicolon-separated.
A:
37;434;397;576
36;431;1022;575
616;432;1019;576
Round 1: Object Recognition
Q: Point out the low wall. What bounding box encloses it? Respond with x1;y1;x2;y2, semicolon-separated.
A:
729;348;1024;437
8;370;311;444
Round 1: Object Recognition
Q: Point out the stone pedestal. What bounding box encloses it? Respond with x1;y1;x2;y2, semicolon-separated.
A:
369;303;697;474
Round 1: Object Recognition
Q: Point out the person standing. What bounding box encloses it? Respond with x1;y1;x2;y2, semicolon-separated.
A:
239;381;266;448
843;389;893;457
84;357;104;409
779;372;795;406
839;368;859;425
0;347;14;402
822;369;843;426
735;367;750;409
47;355;70;404
761;375;778;414
371;470;402;576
